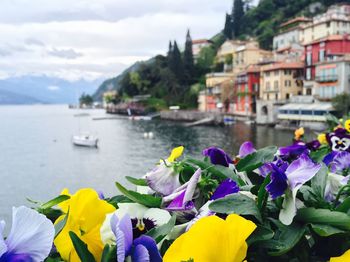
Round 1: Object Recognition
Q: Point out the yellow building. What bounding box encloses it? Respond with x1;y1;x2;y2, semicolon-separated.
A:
260;62;304;101
300;4;350;44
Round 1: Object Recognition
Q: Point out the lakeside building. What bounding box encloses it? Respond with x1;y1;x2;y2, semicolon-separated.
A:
300;4;350;44
314;54;350;100
273;17;312;51
233;65;260;116
304;34;350;95
192;39;213;60
256;62;304;124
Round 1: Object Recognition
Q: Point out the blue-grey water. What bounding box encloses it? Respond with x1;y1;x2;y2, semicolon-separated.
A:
0;105;296;224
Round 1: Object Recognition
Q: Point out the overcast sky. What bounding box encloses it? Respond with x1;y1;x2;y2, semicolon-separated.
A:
0;0;237;82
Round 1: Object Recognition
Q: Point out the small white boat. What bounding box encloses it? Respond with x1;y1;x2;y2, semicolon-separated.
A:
72;134;98;147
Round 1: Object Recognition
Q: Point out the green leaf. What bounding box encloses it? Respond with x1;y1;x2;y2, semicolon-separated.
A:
185;158;240;184
54;210;69;238
261;223;306;256
146;215;176;243
247;225;274;245
310;224;345;237
336;196;350;213
310;146;330;163
69;231;96;262
115;182;162;208
236;146;277;172
101;244;116;262
311;164;328;200
125;176;148;186
257;175;270;211
107;195;133;209
40;195;70;210
297;208;350;230
209;193;262;222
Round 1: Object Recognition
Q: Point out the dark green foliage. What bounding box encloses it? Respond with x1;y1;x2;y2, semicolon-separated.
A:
232;0;245;37
332;93;350;116
223;13;233;39
79;93;93;106
183;30;195;85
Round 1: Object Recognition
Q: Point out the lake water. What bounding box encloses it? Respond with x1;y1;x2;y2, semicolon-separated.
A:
0;105;296;223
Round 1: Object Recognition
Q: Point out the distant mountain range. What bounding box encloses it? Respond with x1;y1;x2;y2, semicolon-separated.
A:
0;76;101;105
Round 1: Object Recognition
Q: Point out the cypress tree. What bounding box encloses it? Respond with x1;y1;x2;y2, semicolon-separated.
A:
232;0;244;37
183;29;195;84
171;41;184;83
223;13;233;39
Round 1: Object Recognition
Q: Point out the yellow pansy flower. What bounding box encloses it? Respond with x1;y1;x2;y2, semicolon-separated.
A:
167;146;184;162
344;119;350;133
54;188;115;262
317;133;327;144
330;249;350;261
163;214;256;262
294;127;304;141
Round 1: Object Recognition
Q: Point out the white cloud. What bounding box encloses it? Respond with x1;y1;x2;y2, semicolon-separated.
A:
0;0;233;82
47;85;60;91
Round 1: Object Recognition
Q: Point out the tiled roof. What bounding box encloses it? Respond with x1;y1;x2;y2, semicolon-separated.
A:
261;62;304;71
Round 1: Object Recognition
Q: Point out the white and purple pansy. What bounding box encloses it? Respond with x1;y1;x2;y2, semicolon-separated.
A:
165;168;201;211
238;141;256;158
326;128;350;152
101;203;171;245
110;214;162;262
0;206;54;262
202;147;233;167
327;151;350;174
266;154;321;225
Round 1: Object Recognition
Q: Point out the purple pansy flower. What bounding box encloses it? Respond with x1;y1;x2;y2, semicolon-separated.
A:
266;154;321;225
0;206;54;262
166;169;201;211
326;128;350;152
211;178;240;200
238;141;256;158
279;141;309;159
328;151;350;174
202;147;233;167
110;214;162;262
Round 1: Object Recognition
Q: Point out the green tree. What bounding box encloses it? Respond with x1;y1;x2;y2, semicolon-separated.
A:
79;93;93;106
332;93;350;116
169;41;184;83
232;0;245;37
183;29;195;84
223;13;233;39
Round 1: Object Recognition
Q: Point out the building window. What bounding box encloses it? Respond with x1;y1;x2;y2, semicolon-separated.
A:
245;84;248;93
266;82;271;91
275;94;278;100
306;52;312;66
286;93;290;99
274;71;279;76
284;69;291;75
306;68;311;80
274;81;279;90
327;21;330;27
306;88;312;95
266;72;270;77
319;49;325;62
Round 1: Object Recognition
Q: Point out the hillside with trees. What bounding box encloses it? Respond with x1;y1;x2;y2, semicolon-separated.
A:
93;0;348;108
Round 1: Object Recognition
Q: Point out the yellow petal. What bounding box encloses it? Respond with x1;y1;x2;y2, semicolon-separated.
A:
163;214;256;262
330;249;350;262
317;133;327;144
58;188;71;213
167;146;184;162
54;188;115;261
294;127;304;140
345;120;350;133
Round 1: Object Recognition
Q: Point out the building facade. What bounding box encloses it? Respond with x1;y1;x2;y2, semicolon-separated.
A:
233;65;260;116
192;39;213;59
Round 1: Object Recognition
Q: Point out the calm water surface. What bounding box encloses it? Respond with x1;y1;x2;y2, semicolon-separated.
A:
0;105;297;223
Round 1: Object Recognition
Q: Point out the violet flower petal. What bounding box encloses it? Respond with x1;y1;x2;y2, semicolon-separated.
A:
285;154;321;190
211;179;239;200
0;221;7;257
203;147;232;167
0;253;33;262
330;151;350;173
131;244;150;262
265;164;288;199
133;235;162;262
239;141;256;158
166;169;201;211
4;206;54;262
145;163;181;196
323;151;337;166
279;142;308;158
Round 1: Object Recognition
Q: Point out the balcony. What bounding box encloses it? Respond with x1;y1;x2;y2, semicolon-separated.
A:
315;75;338;83
235;77;248;84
